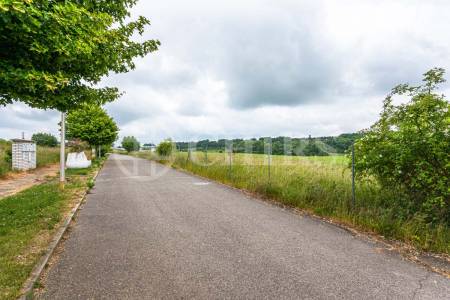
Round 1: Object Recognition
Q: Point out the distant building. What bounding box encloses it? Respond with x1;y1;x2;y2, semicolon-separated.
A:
141;143;156;152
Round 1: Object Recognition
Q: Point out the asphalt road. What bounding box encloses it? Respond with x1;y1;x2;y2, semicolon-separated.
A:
40;154;450;299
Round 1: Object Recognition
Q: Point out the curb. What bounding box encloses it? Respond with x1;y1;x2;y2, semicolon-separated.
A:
18;169;101;300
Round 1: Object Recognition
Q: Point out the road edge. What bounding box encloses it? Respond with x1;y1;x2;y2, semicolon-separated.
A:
18;168;101;300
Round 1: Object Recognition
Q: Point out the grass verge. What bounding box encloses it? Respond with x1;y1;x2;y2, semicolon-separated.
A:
133;150;449;255
0;158;104;300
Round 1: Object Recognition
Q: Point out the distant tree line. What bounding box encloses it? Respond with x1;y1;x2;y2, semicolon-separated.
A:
32;133;58;147
174;133;363;156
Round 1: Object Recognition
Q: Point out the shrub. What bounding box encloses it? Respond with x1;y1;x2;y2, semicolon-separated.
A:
354;68;450;224
156;139;175;157
122;136;140;153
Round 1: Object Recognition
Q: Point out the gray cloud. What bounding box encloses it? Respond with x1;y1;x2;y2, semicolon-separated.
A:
1;0;450;143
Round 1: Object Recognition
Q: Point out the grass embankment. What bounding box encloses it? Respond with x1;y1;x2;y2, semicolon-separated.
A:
0;158;104;300
0;140;61;177
134;150;449;254
0;140;11;177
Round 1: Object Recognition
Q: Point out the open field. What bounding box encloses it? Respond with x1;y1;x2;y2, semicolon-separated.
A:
132;150;450;254
0;159;103;300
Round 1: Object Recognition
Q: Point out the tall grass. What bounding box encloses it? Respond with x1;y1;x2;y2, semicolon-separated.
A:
0;140;11;177
36;146;60;167
139;150;449;254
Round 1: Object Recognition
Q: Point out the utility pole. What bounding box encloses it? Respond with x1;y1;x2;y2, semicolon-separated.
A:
60;112;66;188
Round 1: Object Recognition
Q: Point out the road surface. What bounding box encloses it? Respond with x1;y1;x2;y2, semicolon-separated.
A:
40;154;450;299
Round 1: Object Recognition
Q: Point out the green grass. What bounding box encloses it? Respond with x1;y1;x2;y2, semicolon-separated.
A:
136;150;449;254
36;146;60;168
0;140;11;177
0;162;100;300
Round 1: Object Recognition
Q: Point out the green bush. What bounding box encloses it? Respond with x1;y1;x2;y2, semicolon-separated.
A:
156;139;175;157
354;68;450;224
121;136;140;153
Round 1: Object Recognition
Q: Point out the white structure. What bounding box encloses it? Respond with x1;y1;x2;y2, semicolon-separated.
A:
11;139;37;170
66;152;91;169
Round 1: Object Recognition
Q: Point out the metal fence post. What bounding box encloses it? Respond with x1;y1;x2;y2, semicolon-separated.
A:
225;140;232;180
186;143;191;163
351;143;356;209
267;138;272;184
229;146;232;179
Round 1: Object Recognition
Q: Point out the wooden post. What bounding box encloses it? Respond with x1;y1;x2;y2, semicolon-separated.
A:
351;143;356;209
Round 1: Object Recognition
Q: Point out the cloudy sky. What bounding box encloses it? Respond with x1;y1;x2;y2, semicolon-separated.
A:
1;0;449;143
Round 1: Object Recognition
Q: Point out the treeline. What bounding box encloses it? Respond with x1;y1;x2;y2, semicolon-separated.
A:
175;133;363;156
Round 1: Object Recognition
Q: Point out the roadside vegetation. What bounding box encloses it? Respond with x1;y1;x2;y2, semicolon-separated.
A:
0;158;105;300
122;136;141;153
0;139;11;177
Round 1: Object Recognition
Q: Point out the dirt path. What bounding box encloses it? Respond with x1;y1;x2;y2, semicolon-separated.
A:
0;164;59;199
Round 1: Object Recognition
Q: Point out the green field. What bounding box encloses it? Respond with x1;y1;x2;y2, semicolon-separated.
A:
133;150;449;254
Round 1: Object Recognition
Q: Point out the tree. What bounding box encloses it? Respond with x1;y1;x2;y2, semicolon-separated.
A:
32;133;58;147
156;139;175;157
303;135;328;156
354;68;450;224
0;1;159;184
0;1;160;111
66;104;119;156
122;136;140;153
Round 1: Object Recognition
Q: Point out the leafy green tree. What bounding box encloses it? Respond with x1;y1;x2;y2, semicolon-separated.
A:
156;139;175;157
354;68;450;224
66;104;119;155
32;133;58;147
122;136;140;153
303;135;328;156
321;133;363;153
0;0;159;111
